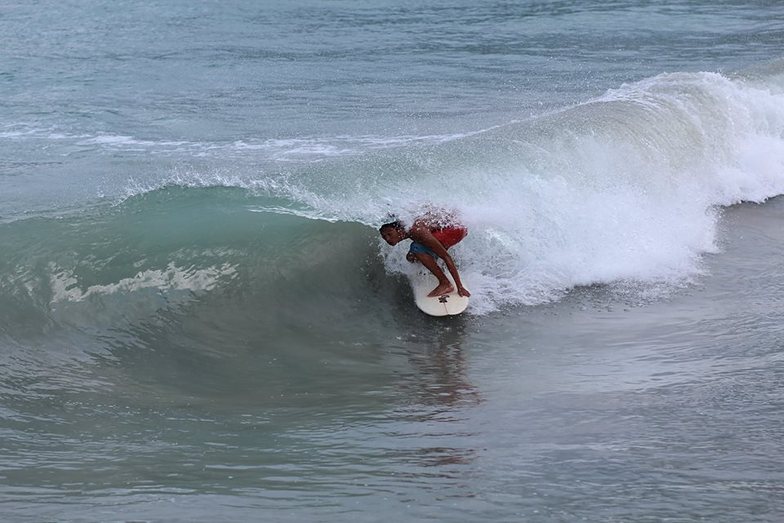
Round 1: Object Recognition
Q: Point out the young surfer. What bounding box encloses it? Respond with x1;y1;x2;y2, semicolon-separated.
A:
379;211;471;298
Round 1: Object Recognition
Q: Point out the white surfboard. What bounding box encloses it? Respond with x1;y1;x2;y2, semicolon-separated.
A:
409;271;469;317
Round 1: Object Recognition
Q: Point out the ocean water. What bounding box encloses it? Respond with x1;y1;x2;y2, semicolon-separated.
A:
2;0;784;521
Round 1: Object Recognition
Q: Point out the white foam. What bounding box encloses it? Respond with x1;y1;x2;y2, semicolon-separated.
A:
2;123;475;163
366;71;784;313
49;262;237;303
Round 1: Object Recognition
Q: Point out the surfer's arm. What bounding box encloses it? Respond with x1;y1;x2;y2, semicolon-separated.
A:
410;226;471;297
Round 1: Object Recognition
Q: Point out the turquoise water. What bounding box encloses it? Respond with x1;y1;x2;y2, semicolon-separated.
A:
2;1;784;521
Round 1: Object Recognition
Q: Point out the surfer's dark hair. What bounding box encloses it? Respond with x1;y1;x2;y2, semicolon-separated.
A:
379;220;404;233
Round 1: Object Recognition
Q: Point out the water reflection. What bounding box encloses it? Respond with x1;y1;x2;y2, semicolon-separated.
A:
405;319;481;410
390;319;482;473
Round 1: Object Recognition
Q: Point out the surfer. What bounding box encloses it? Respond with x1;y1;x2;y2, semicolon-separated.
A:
379;212;471;298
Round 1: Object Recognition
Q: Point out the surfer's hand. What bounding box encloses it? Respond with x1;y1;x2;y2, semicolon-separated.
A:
457;286;471;297
406;252;416;263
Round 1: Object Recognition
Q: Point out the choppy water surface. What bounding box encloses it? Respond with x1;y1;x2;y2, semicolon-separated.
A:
1;1;784;521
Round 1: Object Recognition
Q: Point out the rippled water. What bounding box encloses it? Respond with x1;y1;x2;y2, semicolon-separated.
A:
2;1;784;521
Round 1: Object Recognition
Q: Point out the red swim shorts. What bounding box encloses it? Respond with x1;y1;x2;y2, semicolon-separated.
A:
432;226;467;249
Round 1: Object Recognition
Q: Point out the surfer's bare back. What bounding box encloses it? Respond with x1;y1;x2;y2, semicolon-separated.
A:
379;211;471;298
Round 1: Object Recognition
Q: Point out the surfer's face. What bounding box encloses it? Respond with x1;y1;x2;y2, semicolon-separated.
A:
381;227;405;245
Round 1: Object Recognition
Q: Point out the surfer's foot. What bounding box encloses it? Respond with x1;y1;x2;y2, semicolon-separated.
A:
428;282;454;297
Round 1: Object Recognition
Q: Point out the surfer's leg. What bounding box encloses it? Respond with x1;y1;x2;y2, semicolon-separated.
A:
408;242;455;296
412;252;455;297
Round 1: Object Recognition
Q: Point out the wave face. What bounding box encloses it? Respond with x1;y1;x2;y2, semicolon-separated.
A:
0;189;390;347
2;64;784;328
